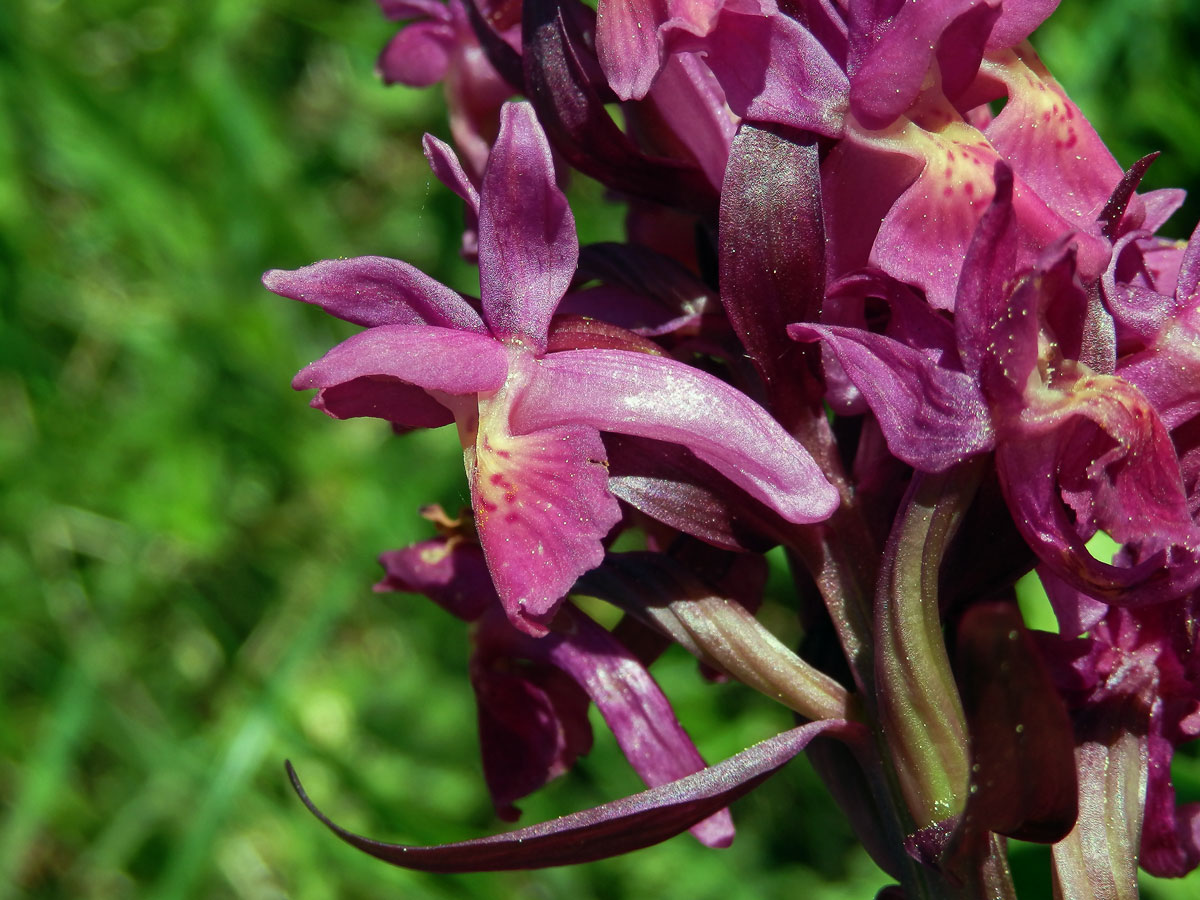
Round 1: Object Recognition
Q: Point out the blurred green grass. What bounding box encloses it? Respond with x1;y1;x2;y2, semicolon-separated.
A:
0;0;1198;897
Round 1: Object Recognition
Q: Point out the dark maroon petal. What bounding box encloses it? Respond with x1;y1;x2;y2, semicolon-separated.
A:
1140;733;1200;877
376;537;495;622
472;654;594;821
520;0;718;215
264;257;486;331
477;103;577;352
720;123;825;424
539;606;734;846
603;433;790;551
310;376;456;427
284;719;846;871
1097;152;1160;240
575;241;716;329
953;601;1078;843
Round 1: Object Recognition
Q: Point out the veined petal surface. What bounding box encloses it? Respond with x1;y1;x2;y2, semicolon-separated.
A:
513;349;839;523
478;102;577;353
264;256;486;331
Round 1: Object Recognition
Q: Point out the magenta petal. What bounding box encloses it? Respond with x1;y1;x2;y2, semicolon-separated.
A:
263;257;486;331
376;537;495;622
849;0;990;130
477;102;577;353
468;389;621;634
309;376;456;427
543;606;734;846
285;719;845;871
984;48;1125;227
788;323;993;472
471;644;594;821
293;325;508;400
422;133;481;215
638;51;736;190
698;10;849;137
377;20;454;87
985;0;1058;49
595;0;668;100
513;349;839;523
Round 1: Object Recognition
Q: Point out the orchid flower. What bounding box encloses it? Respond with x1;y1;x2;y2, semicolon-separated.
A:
269;2;1200;892
266;101;838;635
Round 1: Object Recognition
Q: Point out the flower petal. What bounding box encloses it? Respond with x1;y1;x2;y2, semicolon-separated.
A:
720;123;826;422
697;10;848;137
788;323;993;472
377;20;454;87
538;605;735;846
467;354;622;634
284;719;845;871
293;325;508;412
595;0;668;101
513;349;839;523
477;102;577;353
422;133;481;216
849;0;997;130
264;257;486;331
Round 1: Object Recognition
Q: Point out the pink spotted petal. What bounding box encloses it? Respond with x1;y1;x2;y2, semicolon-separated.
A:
512;349;839;523
983;47;1126;227
468;393;621;634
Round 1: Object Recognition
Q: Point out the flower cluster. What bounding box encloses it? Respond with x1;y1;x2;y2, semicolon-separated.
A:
269;0;1200;894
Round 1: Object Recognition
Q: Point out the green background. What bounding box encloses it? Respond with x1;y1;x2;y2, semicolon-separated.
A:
1;0;1198;897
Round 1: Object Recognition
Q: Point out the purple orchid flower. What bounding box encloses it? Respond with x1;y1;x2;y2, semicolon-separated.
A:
792;165;1200;610
265;101;838;636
